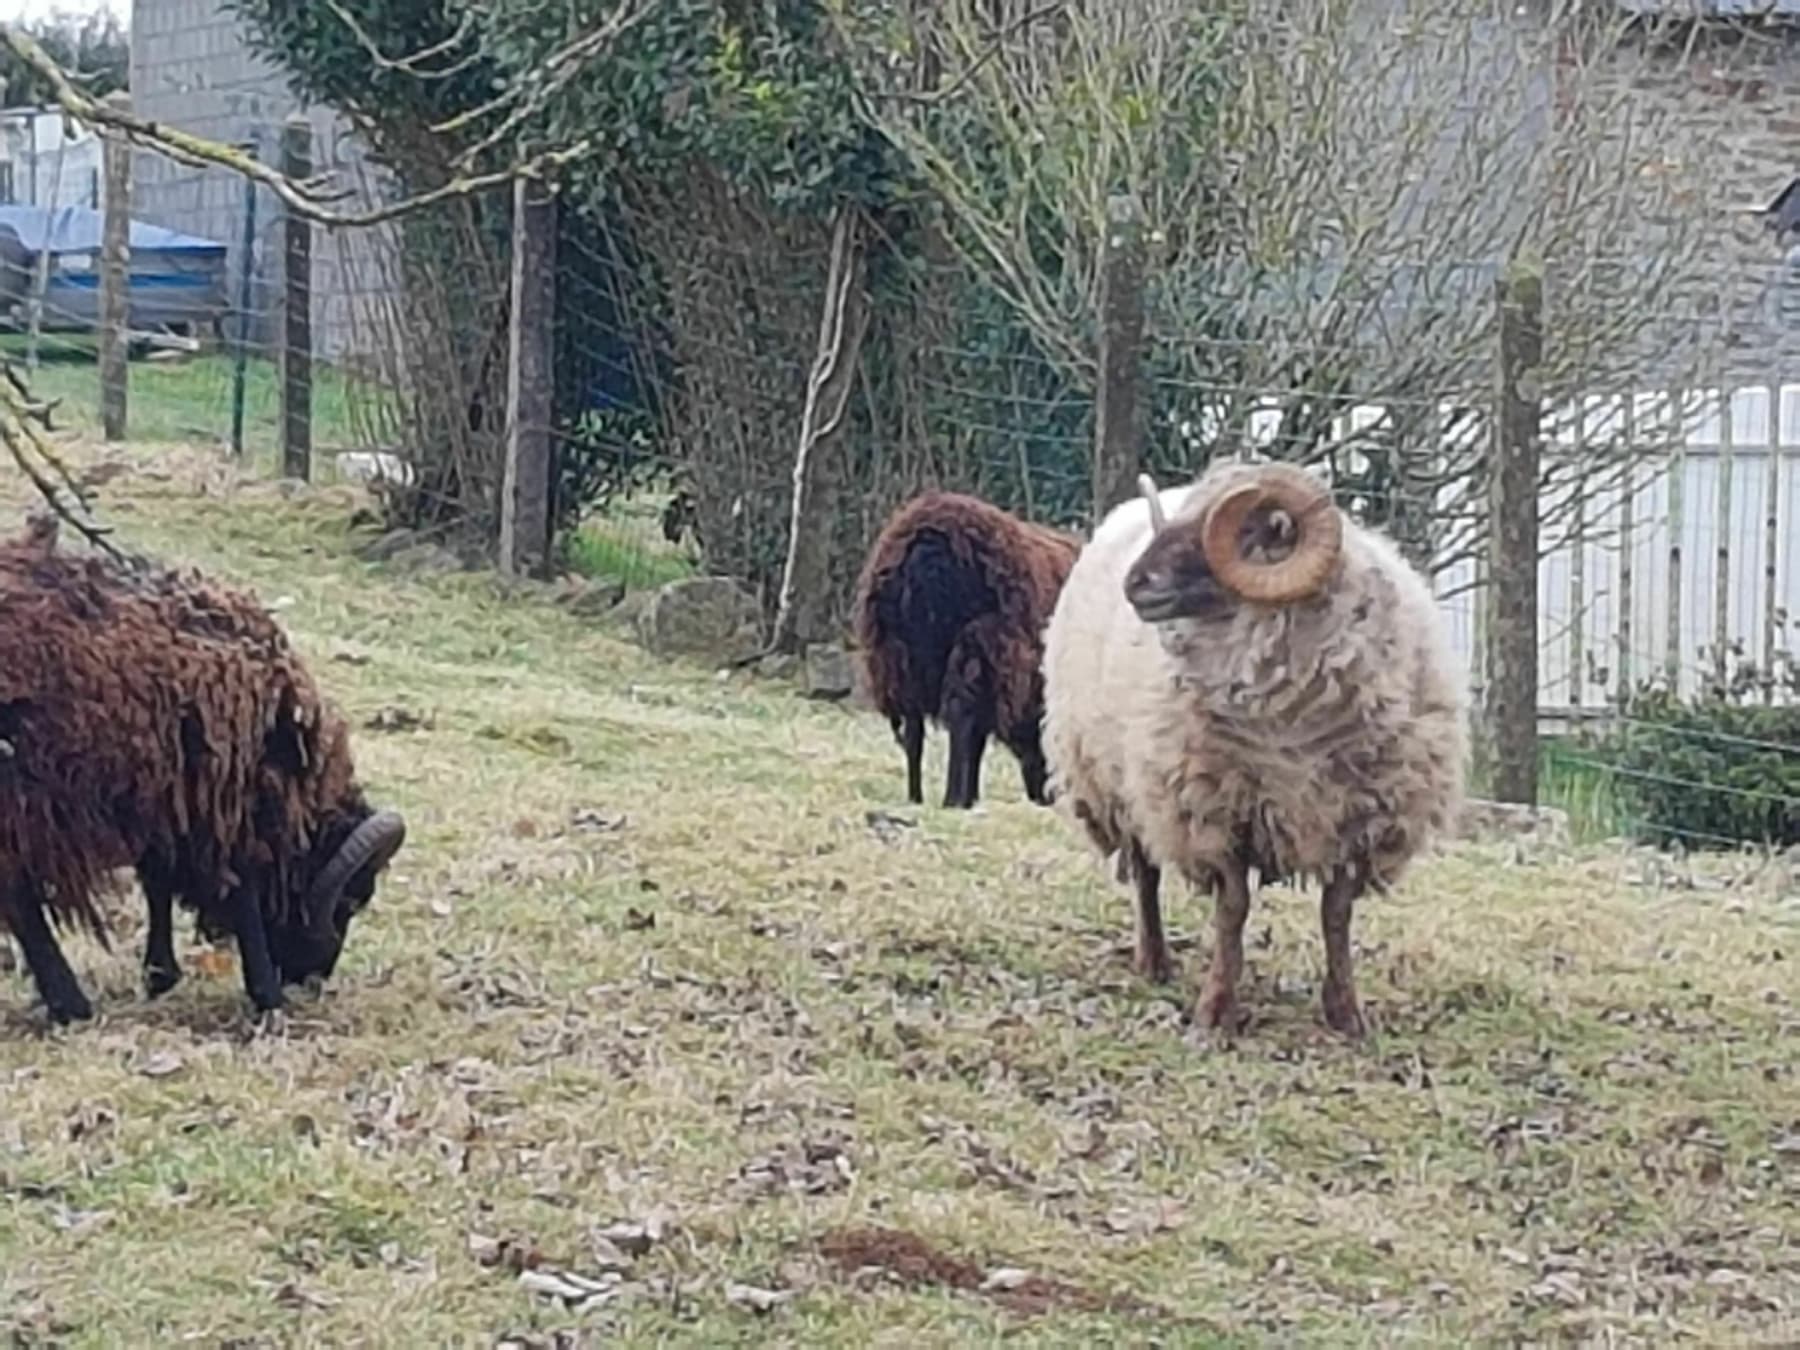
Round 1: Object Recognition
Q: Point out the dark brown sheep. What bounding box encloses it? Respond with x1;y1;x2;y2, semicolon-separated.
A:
0;517;406;1024
851;490;1079;808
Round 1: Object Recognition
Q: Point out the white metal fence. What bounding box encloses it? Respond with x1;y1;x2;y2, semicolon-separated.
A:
1431;382;1800;718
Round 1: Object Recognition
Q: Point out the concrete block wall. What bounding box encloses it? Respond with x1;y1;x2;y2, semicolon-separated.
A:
129;0;399;371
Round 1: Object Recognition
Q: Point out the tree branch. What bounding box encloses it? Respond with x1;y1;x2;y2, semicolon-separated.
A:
0;22;591;227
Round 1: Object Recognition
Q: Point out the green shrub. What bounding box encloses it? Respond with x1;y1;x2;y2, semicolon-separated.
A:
1582;654;1800;850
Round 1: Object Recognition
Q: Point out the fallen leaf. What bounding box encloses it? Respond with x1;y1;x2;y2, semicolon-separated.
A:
979;1267;1034;1292
519;1267;625;1314
469;1232;543;1272
365;706;430;733
595;1210;674;1256
865;810;917;843
1100;1199;1186;1236
192;949;235;978
137;1052;185;1080
587;1232;633;1272
49;1206;112;1234
724;1280;793;1313
1529;1272;1586;1307
272;1281;336;1310
571;808;626;832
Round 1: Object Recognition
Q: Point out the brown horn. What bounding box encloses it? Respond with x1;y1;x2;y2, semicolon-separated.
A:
1137;474;1167;534
305;809;406;939
1200;466;1343;604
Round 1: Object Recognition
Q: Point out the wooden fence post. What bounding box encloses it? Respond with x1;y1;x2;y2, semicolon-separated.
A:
499;174;558;579
1616;397;1635;704
1487;266;1543;806
279;114;313;481
1093;194;1146;524
1666;391;1686;688
98;90;132;442
1765;384;1783;702
1714;388;1734;688
229;136;260;459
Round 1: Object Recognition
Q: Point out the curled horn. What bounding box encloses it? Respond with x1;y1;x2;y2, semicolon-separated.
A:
305;809;406;939
1200;465;1343;604
1137;473;1167;534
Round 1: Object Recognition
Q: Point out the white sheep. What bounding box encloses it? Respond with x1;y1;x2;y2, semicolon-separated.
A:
1041;460;1467;1038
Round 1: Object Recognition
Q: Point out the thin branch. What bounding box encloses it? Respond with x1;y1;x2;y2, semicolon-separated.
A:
322;0;482;81
434;0;666;170
1;390;122;560
884;2;1070;107
0;23;591;227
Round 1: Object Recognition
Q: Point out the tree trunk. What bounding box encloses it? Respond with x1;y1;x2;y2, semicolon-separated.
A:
770;207;871;654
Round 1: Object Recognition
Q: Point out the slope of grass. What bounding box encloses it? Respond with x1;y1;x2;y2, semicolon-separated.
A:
2;438;1798;1346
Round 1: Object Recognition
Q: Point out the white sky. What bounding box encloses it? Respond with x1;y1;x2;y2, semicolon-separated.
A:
0;0;128;21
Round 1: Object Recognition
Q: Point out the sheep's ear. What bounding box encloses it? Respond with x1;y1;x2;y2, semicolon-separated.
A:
1137;474;1167;534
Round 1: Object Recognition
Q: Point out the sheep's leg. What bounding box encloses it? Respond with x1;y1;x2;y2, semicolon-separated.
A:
1125;836;1172;984
6;895;93;1024
962;728;987;806
141;867;181;998
1319;871;1366;1038
1015;741;1051;806
901;713;925;806
1193;860;1251;1034
942;731;964;808
943;715;986;809
227;890;284;1014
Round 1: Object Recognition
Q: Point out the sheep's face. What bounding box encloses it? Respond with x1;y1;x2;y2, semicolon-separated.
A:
1124;465;1343;624
269;803;406;985
1124;519;1237;622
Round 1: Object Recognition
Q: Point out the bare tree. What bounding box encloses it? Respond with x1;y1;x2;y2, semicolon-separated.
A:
838;0;1754;577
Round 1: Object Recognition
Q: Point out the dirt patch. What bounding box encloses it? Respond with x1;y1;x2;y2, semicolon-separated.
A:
816;1224;1168;1321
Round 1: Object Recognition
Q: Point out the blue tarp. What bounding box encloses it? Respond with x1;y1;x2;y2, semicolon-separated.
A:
0;204;225;256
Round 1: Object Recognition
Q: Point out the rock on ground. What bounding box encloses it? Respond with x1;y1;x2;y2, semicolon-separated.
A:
1457;798;1571;846
803;643;855;700
635;577;763;665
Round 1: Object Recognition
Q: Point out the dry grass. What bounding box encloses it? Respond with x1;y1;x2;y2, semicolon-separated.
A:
3;437;1799;1348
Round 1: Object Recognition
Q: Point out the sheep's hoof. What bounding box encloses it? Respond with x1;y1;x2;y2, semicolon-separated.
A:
1189;981;1242;1041
145;964;181;998
1322;987;1366;1039
46;992;94;1025
1183;1019;1239;1052
1133;945;1174;984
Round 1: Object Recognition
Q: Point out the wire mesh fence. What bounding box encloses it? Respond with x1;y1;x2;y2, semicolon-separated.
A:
9;0;1800;851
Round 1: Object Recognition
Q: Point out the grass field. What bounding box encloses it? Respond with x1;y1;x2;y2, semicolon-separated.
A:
0;336;379;462
3;435;1799;1346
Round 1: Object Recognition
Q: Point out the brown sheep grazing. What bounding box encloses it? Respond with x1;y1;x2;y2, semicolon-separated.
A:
852;490;1079;808
0;517;406;1024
